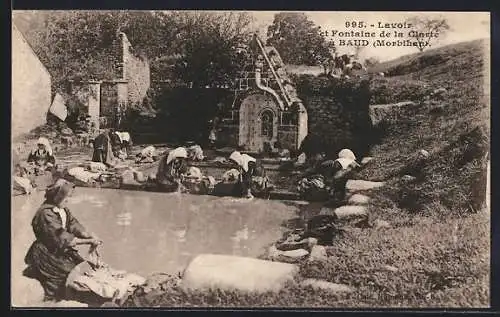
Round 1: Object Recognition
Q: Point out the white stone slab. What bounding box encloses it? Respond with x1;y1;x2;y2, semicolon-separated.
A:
346;180;385;192
181;254;299;293
334;205;368;219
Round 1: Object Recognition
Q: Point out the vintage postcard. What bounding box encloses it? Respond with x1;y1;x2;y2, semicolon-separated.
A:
11;10;490;308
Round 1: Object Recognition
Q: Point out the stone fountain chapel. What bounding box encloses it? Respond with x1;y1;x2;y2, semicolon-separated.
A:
218;35;308;153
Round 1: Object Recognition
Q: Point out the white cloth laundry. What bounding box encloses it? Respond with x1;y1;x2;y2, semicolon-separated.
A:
140;146;156;158
68;167;101;183
13;176;33;194
188;145;204;161
115;132;131;143
88;162;107;173
68;266;145;300
222;169;241;183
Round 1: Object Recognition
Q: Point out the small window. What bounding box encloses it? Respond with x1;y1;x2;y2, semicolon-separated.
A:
261;110;274;138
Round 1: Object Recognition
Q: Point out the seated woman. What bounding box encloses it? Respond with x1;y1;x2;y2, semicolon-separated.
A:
228;151;269;199
91;130;117;167
156;147;189;192
23;179;102;301
27;137;56;175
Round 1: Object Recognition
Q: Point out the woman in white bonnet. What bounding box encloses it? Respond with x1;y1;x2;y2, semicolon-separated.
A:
322;148;360;204
27;137;56;175
228;151;267;199
156;147;189;192
299;148;360;204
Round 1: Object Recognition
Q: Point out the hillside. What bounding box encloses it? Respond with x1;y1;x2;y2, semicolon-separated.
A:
360;39;490;213
370;39;489;85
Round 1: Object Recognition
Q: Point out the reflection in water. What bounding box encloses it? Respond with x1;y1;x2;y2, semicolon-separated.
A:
65;187;296;276
66;193;106;208
231;225;250;256
116;212;132;226
172;227;187;243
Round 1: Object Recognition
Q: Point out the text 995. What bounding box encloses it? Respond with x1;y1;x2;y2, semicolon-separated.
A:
345;21;366;28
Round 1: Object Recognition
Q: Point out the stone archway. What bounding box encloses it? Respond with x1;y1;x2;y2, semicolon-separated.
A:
239;92;279;152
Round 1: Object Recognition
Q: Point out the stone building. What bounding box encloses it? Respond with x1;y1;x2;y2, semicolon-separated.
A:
12;23;52;139
218;35;308;153
71;32;150;131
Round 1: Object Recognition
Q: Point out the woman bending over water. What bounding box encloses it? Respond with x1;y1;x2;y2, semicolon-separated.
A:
228;151;268;199
156;147;189;192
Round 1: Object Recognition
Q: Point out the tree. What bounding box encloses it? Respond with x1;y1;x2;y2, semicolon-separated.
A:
16;11;252;89
266;12;333;66
169;12;254;88
18;11;168;90
315;40;336;75
405;16;451;52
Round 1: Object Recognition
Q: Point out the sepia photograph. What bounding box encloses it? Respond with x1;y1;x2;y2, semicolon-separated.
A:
11;10;490;308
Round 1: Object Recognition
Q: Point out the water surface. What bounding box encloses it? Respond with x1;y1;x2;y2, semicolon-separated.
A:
64;188;297;276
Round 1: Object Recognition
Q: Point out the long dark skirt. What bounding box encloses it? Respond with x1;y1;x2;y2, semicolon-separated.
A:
92;149;106;163
24;241;84;300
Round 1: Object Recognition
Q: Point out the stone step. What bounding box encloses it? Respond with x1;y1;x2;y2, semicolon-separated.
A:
280;200;310;207
333;205;369;219
346;180;385;193
361;157;374;165
308;245;328;262
269;190;301;201
180;254;299;293
319;205;369;220
347;194;370;205
268;245;310;260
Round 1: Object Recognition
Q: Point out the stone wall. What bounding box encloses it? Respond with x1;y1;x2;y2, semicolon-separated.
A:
12;24;51;139
119;33;150;107
293;75;373;158
99;82;119;129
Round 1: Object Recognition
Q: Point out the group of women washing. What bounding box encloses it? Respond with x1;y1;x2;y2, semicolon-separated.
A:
147;143;360;202
15;131;360;203
155;146;268;199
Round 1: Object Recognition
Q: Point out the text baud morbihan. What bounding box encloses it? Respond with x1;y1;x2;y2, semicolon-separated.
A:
320;21;440;49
